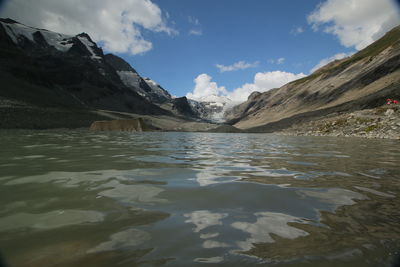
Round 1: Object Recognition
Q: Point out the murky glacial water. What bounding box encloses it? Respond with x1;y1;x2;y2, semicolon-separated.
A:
0;130;399;267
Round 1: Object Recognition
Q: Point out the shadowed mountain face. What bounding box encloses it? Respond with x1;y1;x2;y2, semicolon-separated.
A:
226;25;400;132
0;18;170;116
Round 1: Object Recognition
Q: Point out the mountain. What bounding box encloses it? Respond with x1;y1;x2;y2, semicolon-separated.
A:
0;18;172;116
226;25;400;133
102;53;206;120
0;18;213;129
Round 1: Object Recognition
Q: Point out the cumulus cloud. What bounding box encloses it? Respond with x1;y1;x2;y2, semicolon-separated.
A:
310;52;354;73
216;61;259;72
186;74;228;101
0;0;177;55
186;71;306;103
228;71;306;102
308;0;400;50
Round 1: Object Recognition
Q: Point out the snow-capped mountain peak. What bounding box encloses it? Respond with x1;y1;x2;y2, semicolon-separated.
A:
76;33;102;60
0;19;103;60
1;19;74;52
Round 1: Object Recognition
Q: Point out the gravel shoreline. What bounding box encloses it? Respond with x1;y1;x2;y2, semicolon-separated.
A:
277;105;400;140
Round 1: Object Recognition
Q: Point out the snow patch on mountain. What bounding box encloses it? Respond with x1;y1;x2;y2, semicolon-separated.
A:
117;71;141;88
117;70;146;97
77;36;102;60
116;72;171;102
1;21;35;43
143;78;171;100
0;20;73;52
144;78;158;87
1;20;102;60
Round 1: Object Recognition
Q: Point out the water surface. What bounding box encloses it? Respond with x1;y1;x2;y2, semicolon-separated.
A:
0;130;399;266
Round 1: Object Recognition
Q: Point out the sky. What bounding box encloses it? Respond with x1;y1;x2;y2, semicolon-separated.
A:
1;0;400;103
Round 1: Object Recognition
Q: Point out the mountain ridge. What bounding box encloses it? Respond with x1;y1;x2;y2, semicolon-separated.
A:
0;17;169;116
0;18;218;129
226;24;400;135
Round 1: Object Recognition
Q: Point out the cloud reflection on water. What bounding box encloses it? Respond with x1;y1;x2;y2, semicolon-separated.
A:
184;210;228;233
232;212;310;251
87;228;151;253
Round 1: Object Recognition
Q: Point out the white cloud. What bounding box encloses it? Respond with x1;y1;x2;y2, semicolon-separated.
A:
216;61;259;72
188;15;202;36
308;0;400;50
186;71;306;104
189;29;203;36
0;0;177;55
188;16;200;26
228;71;306;102
186;74;228;101
310;52;354;73
290;26;304;35
268;57;285;65
254;71;306;90
277;57;285;64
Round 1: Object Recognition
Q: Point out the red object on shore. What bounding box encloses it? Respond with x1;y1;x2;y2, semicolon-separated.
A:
387;98;398;105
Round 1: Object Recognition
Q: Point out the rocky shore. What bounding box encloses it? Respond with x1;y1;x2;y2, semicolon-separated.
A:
278;105;400;140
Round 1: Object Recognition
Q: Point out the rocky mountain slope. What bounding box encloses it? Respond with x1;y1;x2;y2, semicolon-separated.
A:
226;25;400;134
0;18;170;115
0;18;209;129
104;53;172;104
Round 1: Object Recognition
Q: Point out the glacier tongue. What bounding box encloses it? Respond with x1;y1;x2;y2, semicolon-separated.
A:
187;94;233;122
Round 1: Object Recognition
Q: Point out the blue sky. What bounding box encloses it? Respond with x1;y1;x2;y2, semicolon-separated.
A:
1;0;400;102
125;0;352;97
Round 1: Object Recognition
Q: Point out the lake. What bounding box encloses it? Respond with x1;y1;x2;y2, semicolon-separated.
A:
0;130;399;266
